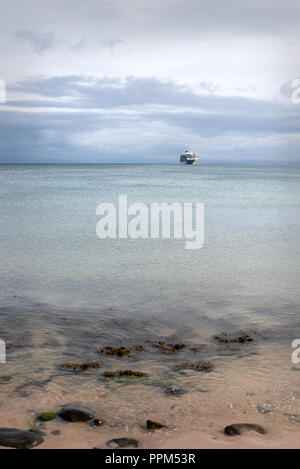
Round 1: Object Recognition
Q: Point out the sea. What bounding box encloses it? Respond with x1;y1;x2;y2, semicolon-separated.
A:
0;164;300;445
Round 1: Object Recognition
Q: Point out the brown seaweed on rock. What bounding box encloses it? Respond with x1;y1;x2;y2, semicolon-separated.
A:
175;362;214;372
213;333;253;344
99;346;132;357
62;362;101;371
103;370;148;378
152;341;186;353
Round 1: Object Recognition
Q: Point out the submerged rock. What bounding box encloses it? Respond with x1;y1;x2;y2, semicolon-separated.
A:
0;428;44;449
164;386;186;397
106;437;141;448
37;411;56;422
214;333;253;344
119;370;148;377
90;418;105;427
284;413;300;423
256;405;273;414
28;428;47;436
224;423;267;436
62;362;100;371
0;376;12;384
103;370;148;378
146;420;167;430
176;362;214;372
99;346;132;357
57;405;95;422
153;341;186;353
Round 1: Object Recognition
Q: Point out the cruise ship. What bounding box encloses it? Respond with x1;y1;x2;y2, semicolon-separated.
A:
180;150;199;165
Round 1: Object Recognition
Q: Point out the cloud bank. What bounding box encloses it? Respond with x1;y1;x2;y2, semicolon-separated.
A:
0;0;299;163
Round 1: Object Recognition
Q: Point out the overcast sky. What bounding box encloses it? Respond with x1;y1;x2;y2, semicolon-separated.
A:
0;0;299;163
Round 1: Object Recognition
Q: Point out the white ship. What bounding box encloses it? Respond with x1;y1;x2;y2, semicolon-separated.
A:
180;150;199;165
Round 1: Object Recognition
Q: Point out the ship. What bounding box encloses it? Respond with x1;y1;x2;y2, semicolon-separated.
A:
180;150;198;165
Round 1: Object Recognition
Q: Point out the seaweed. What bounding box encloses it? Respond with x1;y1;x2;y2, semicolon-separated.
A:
176;361;214;372
61;362;101;371
153;341;186;353
213;333;253;344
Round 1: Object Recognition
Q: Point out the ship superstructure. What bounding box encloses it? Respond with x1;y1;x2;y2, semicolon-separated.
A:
180;150;198;165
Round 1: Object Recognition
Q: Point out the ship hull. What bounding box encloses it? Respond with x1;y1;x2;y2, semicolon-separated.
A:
179;151;198;165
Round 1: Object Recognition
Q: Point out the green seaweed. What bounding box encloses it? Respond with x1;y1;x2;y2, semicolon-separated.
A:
37;411;56;422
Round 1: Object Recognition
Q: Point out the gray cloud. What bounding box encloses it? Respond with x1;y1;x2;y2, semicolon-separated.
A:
1;1;299;164
14;30;58;55
1;75;300;163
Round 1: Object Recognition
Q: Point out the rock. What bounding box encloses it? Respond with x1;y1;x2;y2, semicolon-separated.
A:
0;376;12;384
28;428;47;436
119;370;148;377
224;423;267;436
51;430;61;435
57;405;95;422
256;405;273;414
153;342;186;353
176;362;214;372
37;411;56;422
106;438;141;448
214;333;253;344
99;346;132;357
146;420;166;430
90;418;105;427
103;370;148;378
0;428;44;449
284;413;300;423
104;371;117;378
164;386;186;396
62;362;100;371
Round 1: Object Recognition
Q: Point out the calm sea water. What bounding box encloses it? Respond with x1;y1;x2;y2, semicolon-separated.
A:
1;164;300;440
0;164;299;318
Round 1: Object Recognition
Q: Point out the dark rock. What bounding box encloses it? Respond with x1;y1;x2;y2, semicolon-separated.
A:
106;438;141;448
0;428;44;449
57;404;95;422
256;405;273;414
224;423;267;436
0;376;12;384
51;430;61;435
164;386;186;396
146;420;166;430
90;418;105;427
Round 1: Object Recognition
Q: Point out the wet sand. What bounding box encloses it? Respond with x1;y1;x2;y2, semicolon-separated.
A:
1;300;300;449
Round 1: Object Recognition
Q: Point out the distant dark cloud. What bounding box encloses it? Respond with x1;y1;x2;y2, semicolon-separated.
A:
14;30;58;55
1;75;300;163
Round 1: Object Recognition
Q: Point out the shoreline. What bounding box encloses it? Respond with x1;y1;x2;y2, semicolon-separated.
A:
11;426;300;450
